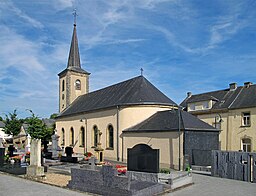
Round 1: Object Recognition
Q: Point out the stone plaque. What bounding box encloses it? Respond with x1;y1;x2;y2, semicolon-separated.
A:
128;144;159;173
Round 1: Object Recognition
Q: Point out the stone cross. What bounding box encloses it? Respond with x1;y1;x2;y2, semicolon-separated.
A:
51;131;60;159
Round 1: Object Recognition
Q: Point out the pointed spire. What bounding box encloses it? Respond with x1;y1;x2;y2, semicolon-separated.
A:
67;22;81;68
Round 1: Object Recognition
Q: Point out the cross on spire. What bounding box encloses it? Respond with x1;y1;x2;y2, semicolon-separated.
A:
140;68;144;76
73;9;78;25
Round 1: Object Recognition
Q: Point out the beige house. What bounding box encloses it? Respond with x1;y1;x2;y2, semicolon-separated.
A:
56;23;219;169
181;82;256;152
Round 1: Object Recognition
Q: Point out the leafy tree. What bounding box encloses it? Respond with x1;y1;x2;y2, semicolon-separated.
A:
49;113;58;119
25;110;54;140
0;116;3;121
3;109;23;136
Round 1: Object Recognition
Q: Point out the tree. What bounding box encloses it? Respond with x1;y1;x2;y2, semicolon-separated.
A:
49;113;58;119
25;110;54;140
0;116;3;121
3;109;23;136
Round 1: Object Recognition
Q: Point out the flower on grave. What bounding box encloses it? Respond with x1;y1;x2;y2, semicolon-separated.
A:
12;155;22;162
117;168;127;174
115;164;126;169
115;164;127;174
26;152;30;156
84;152;93;157
103;161;112;166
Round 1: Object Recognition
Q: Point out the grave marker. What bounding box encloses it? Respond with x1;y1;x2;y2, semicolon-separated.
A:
128;144;159;173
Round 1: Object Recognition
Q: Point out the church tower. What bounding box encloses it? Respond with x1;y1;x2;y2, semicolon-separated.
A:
58;22;90;113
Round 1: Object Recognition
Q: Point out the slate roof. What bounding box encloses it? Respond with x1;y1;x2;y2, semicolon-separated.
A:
58;24;89;76
0;121;5;128
181;84;256;111
123;110;218;133
58;76;177;117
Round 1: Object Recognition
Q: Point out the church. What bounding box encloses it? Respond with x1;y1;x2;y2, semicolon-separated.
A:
55;22;219;169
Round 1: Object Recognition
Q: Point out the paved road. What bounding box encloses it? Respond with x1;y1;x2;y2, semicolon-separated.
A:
171;172;256;196
0;173;92;196
1;172;256;196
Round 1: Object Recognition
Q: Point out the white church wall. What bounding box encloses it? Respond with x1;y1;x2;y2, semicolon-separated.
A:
56;104;176;165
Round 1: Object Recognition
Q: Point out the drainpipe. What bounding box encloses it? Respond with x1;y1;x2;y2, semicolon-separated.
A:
116;106;120;161
121;134;124;162
178;107;181;171
85;118;88;154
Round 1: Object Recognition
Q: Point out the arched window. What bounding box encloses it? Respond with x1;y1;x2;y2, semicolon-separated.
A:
242;138;251;152
61;128;65;146
80;127;85;147
62;80;65;91
75;79;81;90
70;127;74;146
93;126;98;147
107;125;114;149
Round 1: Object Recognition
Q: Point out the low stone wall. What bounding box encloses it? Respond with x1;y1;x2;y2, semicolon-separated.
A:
68;165;164;196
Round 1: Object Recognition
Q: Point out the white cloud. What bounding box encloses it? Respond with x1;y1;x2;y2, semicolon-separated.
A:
0;26;45;72
52;0;75;10
0;1;44;29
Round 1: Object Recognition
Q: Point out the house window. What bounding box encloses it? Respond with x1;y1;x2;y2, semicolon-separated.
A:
242;112;250;126
62;80;65;92
80;127;85;147
70;127;74;146
93;126;98;147
189;103;195;111
202;101;209;109
75;79;81;90
107;125;114;149
61;128;65;146
241;138;251;152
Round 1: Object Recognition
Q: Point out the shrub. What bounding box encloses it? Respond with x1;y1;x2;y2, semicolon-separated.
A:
160;168;170;174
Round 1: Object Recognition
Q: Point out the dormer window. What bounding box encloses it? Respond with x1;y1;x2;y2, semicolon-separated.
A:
202;101;209;109
75;79;81;90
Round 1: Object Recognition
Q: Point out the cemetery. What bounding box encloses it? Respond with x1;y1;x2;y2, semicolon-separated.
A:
0;126;194;195
0;111;254;195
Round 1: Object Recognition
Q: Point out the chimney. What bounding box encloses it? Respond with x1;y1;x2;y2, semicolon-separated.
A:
187;92;192;98
244;82;253;88
229;83;237;91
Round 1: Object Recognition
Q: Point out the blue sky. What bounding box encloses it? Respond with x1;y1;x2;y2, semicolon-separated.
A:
0;0;256;119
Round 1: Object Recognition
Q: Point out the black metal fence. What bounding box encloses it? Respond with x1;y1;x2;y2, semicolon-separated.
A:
211;150;256;183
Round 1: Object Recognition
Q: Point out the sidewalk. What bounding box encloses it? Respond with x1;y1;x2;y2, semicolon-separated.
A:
170;172;256;196
0;173;93;196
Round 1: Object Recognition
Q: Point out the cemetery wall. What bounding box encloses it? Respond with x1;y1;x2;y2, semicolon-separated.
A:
184;131;219;166
212;150;256;183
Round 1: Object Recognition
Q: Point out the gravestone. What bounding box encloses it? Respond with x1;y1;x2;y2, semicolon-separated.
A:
65;146;73;157
0;137;3;148
0;137;4;165
0;147;4;165
8;145;15;157
60;146;78;163
128;144;159;173
25;134;31;153
26;139;44;177
51;132;60;159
